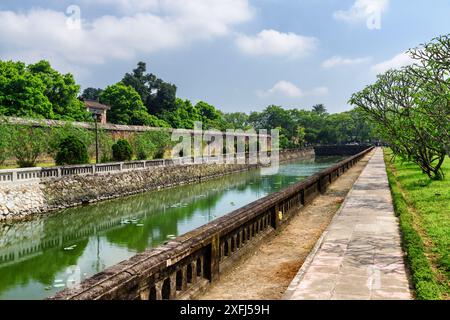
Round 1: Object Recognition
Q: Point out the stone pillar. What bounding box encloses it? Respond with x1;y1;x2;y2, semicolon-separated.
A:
210;233;221;282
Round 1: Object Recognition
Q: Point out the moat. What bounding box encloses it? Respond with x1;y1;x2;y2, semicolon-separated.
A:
0;156;342;300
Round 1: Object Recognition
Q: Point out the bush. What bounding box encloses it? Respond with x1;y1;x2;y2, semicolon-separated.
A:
55;135;89;165
112;139;133;161
48;124;94;158
0;121;10;165
134;130;171;160
9;126;48;168
99;130;114;163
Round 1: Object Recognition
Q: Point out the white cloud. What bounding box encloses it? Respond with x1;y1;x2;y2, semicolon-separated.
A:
236;29;318;58
322;56;371;68
334;0;389;23
0;0;253;74
257;81;328;99
371;52;414;74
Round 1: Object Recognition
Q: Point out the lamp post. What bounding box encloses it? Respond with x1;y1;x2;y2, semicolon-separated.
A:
93;113;100;164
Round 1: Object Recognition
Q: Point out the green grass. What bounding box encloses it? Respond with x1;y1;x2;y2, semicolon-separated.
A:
384;149;450;300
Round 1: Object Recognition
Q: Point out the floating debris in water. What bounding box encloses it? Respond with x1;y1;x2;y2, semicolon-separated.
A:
167;235;176;239
230;202;235;206
54;279;64;283
63;245;77;251
136;224;144;227
53;283;65;288
120;220;130;225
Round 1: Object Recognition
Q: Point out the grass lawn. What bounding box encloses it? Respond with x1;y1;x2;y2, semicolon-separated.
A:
384;149;449;300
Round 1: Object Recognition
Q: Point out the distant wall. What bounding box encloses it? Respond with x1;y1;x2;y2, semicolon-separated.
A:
314;145;372;157
0;148;314;221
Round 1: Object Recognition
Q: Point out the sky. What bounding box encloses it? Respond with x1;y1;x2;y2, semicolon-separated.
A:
0;0;449;114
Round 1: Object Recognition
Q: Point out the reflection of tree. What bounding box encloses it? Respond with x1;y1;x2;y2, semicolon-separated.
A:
0;239;87;297
104;191;224;251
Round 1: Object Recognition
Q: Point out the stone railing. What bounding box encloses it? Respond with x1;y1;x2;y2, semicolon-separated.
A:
0;149;303;184
49;146;373;300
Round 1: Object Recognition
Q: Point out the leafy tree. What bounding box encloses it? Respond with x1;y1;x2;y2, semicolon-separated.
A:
122;62;177;116
195;101;227;130
100;83;169;127
55;136;89;165
312;104;327;116
112;139;133;161
161;98;200;129
9;126;48;167
0;60;53;119
350;69;446;179
81;87;103;101
0;60;90;121
223;112;250;130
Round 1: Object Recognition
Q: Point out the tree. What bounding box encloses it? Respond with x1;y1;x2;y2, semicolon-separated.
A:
55;136;89;165
223;112;250;130
9;126;48;167
161;98;200;129
406;35;450;157
0;60;90;121
112;139;133;161
350;69;446;179
81;87;103;101
100;83;169;127
122;62;177;116
195;101;227;130
312;104;327;116
0;60;53;119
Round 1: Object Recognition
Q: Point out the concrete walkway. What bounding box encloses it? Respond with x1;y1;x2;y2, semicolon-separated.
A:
284;148;412;300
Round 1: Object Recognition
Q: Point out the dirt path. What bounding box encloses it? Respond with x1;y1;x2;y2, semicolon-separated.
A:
198;151;374;300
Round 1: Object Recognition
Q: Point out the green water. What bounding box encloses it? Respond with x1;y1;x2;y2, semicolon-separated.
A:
0;156;342;300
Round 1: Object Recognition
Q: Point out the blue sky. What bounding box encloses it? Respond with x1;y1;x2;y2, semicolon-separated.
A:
0;0;449;114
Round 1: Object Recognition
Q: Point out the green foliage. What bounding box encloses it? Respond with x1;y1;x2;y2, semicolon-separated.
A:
134;130;171;160
9;126;48;167
48;124;94;158
112;139;133;161
195;101;227;130
161;98;200;129
247;105;375;148
0;119;10;165
223;112;250;130
98;129;114;163
100;82;170;127
385;149;449;299
0;60;90;121
55;136;89;165
350;35;450;179
122;62;177;116
81;87;103;101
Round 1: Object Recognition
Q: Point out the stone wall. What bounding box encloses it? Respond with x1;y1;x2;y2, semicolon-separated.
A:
0;148;314;221
314;145;372;156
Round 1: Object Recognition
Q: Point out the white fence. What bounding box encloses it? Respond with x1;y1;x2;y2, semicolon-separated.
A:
0;149;301;184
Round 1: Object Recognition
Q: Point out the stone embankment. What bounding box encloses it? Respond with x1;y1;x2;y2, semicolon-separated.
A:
0;149;314;220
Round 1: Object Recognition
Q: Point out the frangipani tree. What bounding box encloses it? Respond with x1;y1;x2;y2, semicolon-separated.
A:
350;35;450;179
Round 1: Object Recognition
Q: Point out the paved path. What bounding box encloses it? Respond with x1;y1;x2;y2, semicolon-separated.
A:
284;148;412;300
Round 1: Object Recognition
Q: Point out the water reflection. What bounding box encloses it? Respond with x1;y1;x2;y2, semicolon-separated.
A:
0;156;342;299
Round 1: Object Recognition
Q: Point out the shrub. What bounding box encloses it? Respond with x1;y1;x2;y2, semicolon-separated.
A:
9;126;48;167
134;130;171;160
112;139;132;161
0;121;10;165
55;135;89;165
48;124;94;158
